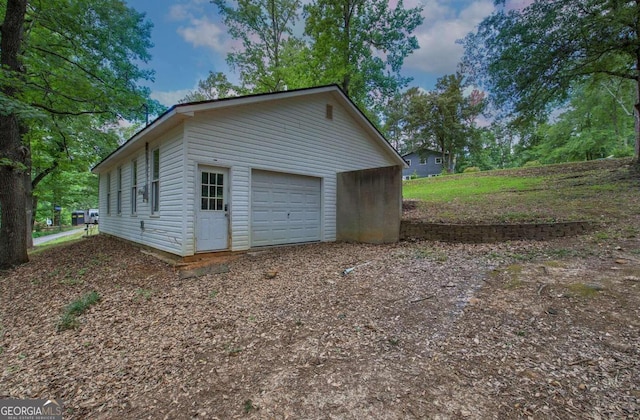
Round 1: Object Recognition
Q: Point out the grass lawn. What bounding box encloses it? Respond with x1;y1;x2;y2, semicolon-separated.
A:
32;226;78;238
29;230;88;256
402;174;544;202
402;159;637;224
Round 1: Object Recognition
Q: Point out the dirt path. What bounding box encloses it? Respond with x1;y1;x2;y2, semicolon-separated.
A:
1;233;638;418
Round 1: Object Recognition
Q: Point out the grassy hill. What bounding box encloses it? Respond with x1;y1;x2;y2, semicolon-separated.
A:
402;158;638;226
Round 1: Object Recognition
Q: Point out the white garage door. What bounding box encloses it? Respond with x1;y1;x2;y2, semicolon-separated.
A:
251;170;321;247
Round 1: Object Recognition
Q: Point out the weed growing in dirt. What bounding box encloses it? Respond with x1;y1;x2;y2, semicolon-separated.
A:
57;291;101;331
209;290;218;299
502;264;524;289
414;248;448;262
243;399;254;413
90;255;110;266
135;288;153;300
226;345;243;356
593;232;610;241
567;283;602;298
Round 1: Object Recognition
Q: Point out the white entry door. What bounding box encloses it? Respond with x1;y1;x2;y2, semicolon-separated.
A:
196;166;229;251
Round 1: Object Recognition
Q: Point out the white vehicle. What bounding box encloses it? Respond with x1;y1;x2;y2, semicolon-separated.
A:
86;209;99;224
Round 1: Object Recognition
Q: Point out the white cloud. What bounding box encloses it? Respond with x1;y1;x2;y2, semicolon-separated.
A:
505;0;534;11
150;89;192;107
168;4;190;21
177;17;228;52
405;0;494;74
166;1;232;53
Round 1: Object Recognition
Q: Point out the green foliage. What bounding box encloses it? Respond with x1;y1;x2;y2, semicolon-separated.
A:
567;283;601;298
463;167;481;173
57;291;101;331
0;157;27;171
522;160;541;168
527;77;635;163
212;0;303;92
463;0;640;161
135;288;153;301
179;72;240;103
1;0;161;267
402;74;486;169
243;399;254;413
303;0;423;112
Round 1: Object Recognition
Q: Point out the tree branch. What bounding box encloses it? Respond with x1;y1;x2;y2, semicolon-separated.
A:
31;46;108;85
30;103;113;116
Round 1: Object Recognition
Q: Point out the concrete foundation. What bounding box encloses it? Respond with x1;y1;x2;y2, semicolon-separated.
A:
336;165;402;243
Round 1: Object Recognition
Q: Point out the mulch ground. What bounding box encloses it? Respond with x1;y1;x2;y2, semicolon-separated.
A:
1;228;639;418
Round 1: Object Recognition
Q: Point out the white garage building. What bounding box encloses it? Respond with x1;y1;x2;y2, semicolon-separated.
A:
92;85;405;257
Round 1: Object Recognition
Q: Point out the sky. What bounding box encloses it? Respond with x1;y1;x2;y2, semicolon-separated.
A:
126;0;531;107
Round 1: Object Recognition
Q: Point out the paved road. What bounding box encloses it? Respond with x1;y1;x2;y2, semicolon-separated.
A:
33;226;85;246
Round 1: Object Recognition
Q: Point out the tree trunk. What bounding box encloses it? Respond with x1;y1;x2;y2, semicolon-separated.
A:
634;80;640;165
0;0;30;269
29;163;59;248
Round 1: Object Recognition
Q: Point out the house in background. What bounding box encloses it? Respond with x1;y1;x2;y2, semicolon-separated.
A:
91;85;406;258
402;149;451;179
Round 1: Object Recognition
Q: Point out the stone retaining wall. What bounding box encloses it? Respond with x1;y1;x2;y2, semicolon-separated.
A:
400;220;595;243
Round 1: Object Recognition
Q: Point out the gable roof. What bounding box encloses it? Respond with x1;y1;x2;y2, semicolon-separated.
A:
92;85;407;173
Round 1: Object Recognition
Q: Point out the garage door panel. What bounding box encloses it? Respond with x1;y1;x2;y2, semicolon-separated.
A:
251;170;321;247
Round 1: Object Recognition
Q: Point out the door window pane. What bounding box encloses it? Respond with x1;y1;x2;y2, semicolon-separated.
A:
201;170;225;211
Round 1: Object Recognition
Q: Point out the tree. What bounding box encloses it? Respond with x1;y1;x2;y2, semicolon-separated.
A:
404;73;486;172
380;91;414;152
179;72;239;103
212;0;303;92
0;0;155;268
529;76;635;163
463;0;640;164
303;0;423;112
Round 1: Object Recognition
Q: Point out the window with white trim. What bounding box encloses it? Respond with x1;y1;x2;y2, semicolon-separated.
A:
117;167;122;215
419;157;427;165
131;159;137;215
151;148;160;214
435;157;443;165
106;172;111;215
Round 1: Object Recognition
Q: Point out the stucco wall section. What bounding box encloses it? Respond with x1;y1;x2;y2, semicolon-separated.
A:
336;166;402;243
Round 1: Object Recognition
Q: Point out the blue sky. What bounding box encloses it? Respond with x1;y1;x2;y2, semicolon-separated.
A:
127;0;529;106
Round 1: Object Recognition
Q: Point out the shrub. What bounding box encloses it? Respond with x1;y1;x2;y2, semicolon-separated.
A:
463;166;481;173
522;160;542;168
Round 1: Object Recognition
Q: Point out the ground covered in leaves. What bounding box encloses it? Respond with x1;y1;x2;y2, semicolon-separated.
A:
1;160;639;419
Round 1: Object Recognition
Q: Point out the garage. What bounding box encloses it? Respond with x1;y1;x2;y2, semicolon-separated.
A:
251;170;321;247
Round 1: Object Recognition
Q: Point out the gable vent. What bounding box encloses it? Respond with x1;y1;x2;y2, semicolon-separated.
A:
325;104;333;120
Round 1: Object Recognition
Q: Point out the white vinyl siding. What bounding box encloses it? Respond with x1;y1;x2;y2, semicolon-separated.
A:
183;92;397;253
97;127;186;256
